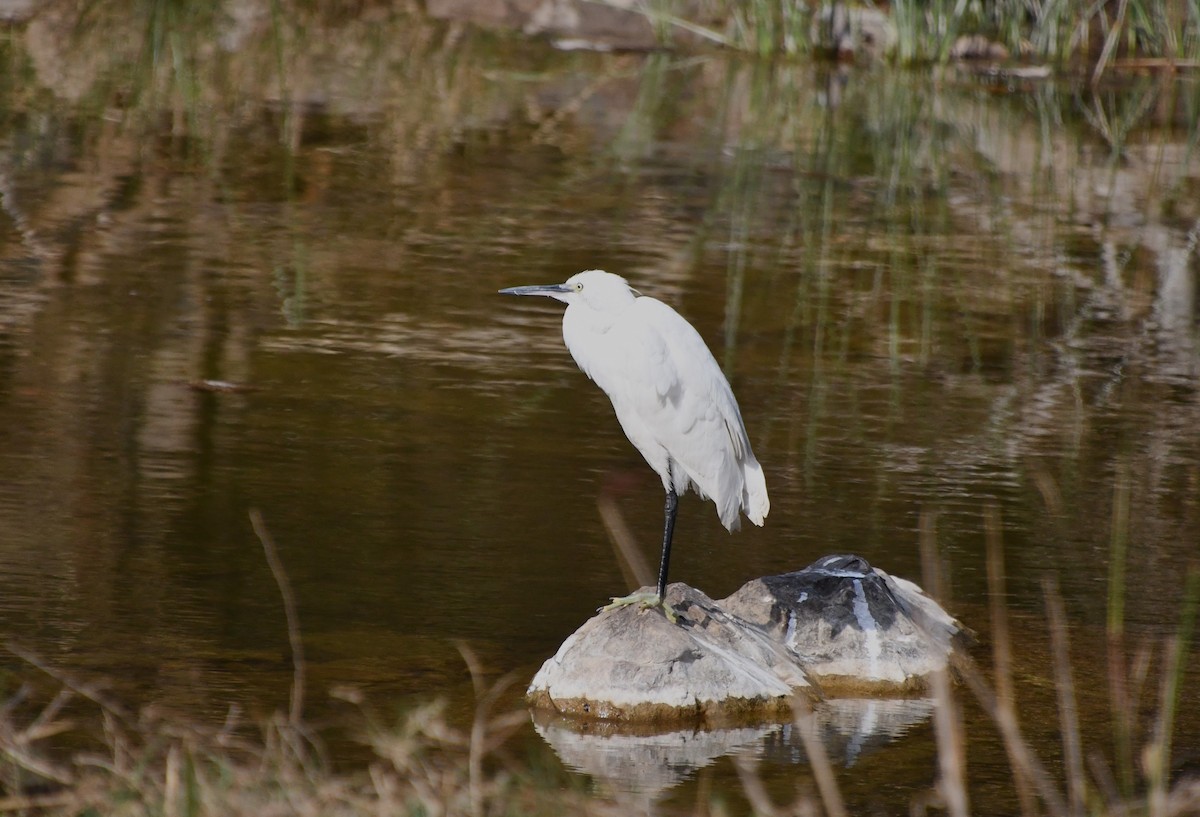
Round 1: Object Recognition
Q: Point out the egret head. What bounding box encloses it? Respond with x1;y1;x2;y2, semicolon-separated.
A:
499;269;639;311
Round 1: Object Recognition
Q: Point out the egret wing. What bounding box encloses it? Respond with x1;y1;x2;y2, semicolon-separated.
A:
618;298;759;529
563;293;767;530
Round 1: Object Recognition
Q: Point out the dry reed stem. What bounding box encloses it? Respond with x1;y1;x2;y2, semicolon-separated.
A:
1147;564;1199;817
930;666;969;817
460;644;488;817
917;507;942;604
0;791;76;812
1107;470;1135;798
597;495;654;590
793;696;847;817
164;742;182;817
985;504;1038;816
919;508;969;817
249;508;306;729
732;754;782;817
1043;577;1086;817
955;655;1069;817
1093;0;1131;84
1147;635;1182;817
6;644;131;724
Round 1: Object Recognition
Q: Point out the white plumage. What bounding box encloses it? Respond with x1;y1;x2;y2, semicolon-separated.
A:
500;269;769;619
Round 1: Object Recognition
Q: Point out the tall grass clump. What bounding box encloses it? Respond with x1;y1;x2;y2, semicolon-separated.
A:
633;0;1200;76
880;0;1200;71
723;0;815;56
625;0;815;55
984;0;1200;78
0;645;623;817
890;0;973;64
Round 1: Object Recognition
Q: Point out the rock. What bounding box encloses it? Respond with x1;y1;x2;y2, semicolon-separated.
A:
723;554;971;695
812;5;894;59
524;0;658;51
426;0;662;51
0;0;35;23
526;584;815;725
527;555;969;724
950;34;1010;61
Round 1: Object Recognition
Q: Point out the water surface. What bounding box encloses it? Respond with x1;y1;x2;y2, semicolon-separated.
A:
0;8;1198;813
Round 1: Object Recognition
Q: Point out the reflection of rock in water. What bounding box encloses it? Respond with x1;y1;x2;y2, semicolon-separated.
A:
532;710;777;800
532;696;934;798
760;698;935;768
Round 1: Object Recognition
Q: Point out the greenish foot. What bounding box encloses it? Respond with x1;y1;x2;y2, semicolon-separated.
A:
600;591;679;624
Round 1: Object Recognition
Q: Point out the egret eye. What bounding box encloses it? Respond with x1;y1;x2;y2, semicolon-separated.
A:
573;282;584;292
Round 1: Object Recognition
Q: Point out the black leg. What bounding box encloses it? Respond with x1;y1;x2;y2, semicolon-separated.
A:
656;489;678;600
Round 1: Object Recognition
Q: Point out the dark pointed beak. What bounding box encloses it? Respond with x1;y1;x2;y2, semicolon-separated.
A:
498;284;571;297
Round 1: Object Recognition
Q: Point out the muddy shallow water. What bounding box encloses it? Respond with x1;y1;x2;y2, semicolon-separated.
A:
0;5;1198;813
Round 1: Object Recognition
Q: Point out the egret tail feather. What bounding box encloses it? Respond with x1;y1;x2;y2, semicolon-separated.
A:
743;458;769;526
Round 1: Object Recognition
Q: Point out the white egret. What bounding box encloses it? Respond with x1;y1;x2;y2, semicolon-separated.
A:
499;270;769;622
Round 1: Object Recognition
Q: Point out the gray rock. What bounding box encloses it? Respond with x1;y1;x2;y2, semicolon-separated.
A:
812;5;894;59
950;33;1010;61
524;0;658;50
526;583;815;725
0;0;35;22
527;555;968;724
722;554;970;694
426;0;661;51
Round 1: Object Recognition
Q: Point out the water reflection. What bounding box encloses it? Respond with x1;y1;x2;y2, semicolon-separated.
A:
534;697;935;798
0;4;1198;810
